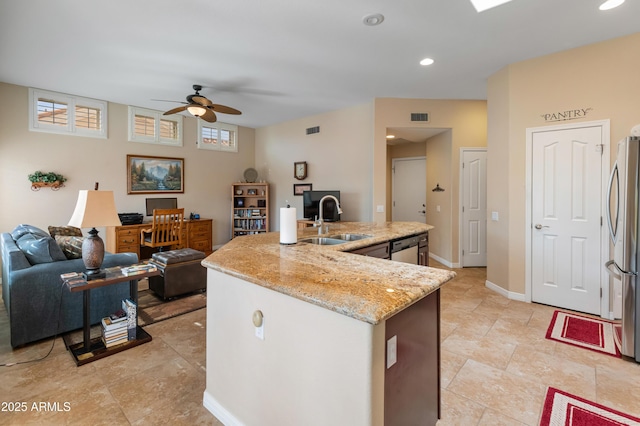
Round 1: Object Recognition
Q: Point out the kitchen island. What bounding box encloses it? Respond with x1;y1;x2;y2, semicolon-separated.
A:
202;222;455;426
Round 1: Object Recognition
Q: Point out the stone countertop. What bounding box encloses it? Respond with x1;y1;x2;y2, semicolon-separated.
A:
202;222;456;324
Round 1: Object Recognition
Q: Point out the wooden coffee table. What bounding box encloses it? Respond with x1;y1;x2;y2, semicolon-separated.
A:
62;264;160;366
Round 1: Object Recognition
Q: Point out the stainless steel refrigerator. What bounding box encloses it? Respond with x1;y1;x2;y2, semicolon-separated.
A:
606;136;640;361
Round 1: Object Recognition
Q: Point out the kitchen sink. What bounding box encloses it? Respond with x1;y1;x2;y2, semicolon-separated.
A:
328;233;373;241
298;237;347;245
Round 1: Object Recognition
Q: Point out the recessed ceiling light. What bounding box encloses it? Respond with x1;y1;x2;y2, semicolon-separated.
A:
386;134;395;139
420;58;435;66
599;0;624;10
362;13;385;26
469;0;514;12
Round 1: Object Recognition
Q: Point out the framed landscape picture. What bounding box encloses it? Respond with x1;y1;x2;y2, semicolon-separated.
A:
127;155;184;194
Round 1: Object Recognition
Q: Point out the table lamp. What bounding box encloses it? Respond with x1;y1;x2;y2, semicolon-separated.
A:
68;190;122;278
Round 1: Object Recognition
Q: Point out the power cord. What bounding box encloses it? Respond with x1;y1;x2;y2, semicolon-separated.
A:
0;280;67;367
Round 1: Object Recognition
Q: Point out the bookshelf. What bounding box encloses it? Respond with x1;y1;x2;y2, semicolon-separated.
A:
232;182;269;238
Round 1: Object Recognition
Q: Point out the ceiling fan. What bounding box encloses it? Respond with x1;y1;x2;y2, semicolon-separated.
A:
161;84;241;123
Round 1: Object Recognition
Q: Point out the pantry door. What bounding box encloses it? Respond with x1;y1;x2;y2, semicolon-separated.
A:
528;121;609;316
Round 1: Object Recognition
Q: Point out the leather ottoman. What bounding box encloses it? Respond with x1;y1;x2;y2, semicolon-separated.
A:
148;248;206;299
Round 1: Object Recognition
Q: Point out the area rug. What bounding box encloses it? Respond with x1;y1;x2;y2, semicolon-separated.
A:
540;387;640;426
545;310;622;358
137;289;206;327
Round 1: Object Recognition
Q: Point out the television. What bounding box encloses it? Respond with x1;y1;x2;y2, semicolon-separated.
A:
145;197;178;216
303;190;341;222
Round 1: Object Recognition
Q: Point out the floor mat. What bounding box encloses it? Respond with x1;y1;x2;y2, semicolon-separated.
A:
545;310;621;358
137;289;206;326
540;387;640;425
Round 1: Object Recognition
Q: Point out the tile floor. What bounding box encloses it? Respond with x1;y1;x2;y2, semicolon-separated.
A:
1;263;639;425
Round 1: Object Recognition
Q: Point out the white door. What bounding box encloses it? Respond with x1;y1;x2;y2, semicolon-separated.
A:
531;126;603;315
461;149;487;267
392;157;426;222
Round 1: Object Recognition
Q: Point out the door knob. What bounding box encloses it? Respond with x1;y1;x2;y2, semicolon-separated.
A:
534;224;549;229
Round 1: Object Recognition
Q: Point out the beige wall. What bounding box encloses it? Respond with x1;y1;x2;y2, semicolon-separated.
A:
374;99;487;265
255;103;374;226
486;66;512;289
426;131;453;263
0;82;255;248
486;32;640;294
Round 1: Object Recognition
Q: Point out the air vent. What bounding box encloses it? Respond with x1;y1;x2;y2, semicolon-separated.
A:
306;126;320;135
410;113;429;122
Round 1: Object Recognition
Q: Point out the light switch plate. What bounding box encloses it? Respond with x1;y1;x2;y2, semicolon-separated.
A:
386;335;397;368
491;211;499;221
377;205;385;213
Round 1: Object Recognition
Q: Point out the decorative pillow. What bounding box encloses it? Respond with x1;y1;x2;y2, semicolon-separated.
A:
55;235;84;259
11;224;49;241
48;225;83;238
15;233;67;265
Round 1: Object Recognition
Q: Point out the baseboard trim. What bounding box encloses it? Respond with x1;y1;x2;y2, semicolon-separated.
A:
485;279;526;302
429;253;460;269
203;390;244;426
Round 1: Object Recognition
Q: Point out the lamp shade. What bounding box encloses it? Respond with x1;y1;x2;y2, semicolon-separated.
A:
68;190;122;228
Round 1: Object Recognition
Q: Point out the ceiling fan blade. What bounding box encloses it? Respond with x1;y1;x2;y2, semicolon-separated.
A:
191;95;213;107
210;104;242;115
152;99;187;104
201;108;217;123
163;106;188;115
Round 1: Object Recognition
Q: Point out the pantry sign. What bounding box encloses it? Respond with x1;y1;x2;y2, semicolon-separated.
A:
541;108;593;122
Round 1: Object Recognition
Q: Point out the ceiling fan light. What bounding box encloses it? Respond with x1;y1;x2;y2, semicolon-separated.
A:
187;105;207;117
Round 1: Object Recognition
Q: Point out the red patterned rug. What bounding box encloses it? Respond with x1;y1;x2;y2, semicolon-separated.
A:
540;387;640;425
546;310;622;358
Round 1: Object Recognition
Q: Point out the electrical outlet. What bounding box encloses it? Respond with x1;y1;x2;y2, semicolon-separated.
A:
386;335;397;368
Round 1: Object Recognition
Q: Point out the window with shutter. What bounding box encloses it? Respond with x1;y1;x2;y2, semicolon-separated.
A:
128;106;182;146
29;88;107;138
197;121;237;152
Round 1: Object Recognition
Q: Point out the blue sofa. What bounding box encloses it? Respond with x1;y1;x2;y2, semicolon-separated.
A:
1;225;138;348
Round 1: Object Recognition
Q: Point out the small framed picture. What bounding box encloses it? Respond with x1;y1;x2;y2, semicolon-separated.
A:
294;183;312;196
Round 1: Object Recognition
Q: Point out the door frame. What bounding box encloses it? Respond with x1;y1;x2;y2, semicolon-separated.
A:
524;119;610;318
391;156;426;222
459;147;487;267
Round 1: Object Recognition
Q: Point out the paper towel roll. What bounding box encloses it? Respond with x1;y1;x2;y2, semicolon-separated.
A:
280;207;297;244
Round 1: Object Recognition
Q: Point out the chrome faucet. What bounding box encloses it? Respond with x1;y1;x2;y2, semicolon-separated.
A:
315;195;343;235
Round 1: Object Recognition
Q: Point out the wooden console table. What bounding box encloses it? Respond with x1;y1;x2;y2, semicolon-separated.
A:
62;265;160;366
106;218;213;259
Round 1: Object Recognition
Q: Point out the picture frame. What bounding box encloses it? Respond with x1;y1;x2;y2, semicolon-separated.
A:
293;183;312;196
127;155;184;194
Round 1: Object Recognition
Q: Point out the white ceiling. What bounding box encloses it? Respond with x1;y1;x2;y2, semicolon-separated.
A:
0;0;636;129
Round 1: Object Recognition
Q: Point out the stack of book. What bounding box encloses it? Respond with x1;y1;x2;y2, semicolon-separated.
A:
101;309;128;348
122;298;137;340
60;272;87;288
121;263;157;276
